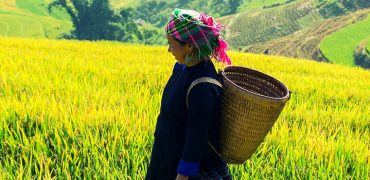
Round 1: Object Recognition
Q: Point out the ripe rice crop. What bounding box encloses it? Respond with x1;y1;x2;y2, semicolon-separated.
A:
0;37;369;179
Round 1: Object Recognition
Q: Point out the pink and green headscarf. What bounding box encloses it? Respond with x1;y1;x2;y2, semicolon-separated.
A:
165;9;232;65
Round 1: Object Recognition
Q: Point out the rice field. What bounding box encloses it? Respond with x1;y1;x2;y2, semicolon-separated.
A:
0;0;71;38
238;0;296;11
0;37;369;179
227;1;323;49
320;15;370;67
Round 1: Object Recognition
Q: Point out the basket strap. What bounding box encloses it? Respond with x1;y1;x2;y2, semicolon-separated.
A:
186;77;223;108
208;142;225;161
186;77;226;162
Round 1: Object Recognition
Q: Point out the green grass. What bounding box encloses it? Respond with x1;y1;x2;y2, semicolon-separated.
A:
0;37;369;178
320;15;370;66
0;9;21;15
16;0;49;16
15;0;70;20
0;0;71;38
238;0;296;11
110;0;137;9
0;15;42;37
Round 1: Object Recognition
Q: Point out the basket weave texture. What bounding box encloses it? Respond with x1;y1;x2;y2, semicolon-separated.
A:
216;66;290;164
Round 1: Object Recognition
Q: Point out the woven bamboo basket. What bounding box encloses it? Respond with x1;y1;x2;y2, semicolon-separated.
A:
214;66;290;164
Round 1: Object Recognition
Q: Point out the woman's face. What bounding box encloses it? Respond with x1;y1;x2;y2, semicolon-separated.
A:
166;34;192;64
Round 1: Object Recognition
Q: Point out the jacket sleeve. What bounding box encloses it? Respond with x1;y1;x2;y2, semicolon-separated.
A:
177;83;218;176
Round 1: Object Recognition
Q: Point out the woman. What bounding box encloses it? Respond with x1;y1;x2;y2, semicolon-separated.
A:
146;9;232;180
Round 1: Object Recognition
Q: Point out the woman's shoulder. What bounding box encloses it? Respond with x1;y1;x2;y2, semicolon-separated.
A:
186;61;222;98
192;61;218;78
185;61;219;88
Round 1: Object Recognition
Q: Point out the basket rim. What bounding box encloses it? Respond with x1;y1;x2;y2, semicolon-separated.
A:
221;65;290;101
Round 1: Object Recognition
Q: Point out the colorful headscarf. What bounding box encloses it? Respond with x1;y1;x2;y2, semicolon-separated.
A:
165;9;232;65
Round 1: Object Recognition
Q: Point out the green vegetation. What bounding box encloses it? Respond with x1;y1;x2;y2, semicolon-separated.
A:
0;0;71;38
226;0;370;49
227;1;323;49
354;38;370;68
80;0;244;45
110;0;137;8
113;0;299;12
244;9;370;62
0;37;369;179
14;0;70;20
1;0;370;68
16;0;49;16
49;0;142;42
314;0;370;18
320;15;370;66
222;0;370;68
238;0;295;11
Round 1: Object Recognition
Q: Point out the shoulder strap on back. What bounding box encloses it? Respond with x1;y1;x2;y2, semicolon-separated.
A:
186;77;225;160
186;77;223;108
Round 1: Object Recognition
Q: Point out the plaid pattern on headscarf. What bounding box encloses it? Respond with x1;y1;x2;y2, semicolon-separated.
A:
165;9;232;65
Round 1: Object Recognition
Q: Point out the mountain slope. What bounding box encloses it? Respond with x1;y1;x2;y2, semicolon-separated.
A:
320;14;370;66
222;0;370;68
238;0;296;11
0;0;72;38
226;1;323;49
1;0;369;68
110;0;136;9
245;9;370;62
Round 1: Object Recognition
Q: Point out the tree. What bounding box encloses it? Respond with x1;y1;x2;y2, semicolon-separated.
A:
49;0;141;41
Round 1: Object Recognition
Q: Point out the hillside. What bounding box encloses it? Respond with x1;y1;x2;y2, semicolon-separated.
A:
0;37;369;178
112;0;298;11
106;0;370;69
1;0;370;68
110;0;136;8
246;9;370;62
320;14;370;66
238;0;296;11
225;0;370;48
223;0;370;68
109;0;301;45
0;0;72;38
226;1;322;49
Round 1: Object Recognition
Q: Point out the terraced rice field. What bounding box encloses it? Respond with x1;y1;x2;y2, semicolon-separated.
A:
0;0;71;38
320;14;370;66
227;1;322;49
0;37;369;179
245;9;370;61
